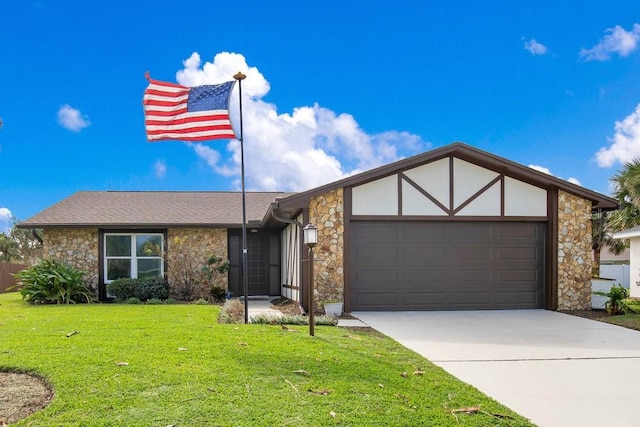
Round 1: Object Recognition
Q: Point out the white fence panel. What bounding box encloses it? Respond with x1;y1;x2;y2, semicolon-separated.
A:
600;265;630;288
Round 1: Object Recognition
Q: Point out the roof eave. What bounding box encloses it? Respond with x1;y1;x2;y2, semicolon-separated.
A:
276;142;618;211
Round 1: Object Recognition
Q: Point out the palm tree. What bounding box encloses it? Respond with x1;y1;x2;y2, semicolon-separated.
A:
607;159;640;232
592;214;626;277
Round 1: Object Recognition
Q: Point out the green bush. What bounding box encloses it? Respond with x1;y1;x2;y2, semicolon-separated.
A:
107;277;169;302
622;298;640;314
12;258;95;304
193;298;210;305
124;297;142;304
593;284;630;314
107;278;137;301
210;286;229;302
135;277;170;301
145;298;164;305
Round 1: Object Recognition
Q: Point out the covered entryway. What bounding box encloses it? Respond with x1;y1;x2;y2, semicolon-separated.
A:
349;221;545;310
228;229;281;297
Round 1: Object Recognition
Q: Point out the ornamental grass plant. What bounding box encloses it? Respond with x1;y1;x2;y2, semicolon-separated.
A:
0;293;534;426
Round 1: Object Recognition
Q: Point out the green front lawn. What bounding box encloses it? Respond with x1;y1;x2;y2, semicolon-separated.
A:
0;293;534;426
599;314;640;331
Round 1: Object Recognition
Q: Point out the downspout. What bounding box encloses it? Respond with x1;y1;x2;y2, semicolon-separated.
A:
270;203;303;229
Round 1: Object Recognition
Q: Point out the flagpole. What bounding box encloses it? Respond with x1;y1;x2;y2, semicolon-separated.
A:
233;71;249;324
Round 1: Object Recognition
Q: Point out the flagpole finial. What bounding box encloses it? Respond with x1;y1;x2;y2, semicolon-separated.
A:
233;71;246;81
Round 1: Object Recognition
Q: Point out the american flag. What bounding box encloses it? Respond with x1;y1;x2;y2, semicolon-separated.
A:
143;76;236;142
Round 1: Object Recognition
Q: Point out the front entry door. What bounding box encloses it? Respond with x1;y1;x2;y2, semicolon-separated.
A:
228;229;281;297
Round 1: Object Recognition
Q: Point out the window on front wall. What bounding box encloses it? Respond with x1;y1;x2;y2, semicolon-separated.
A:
104;233;164;282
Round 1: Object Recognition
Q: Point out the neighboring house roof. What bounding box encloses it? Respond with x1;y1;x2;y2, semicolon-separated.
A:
600;247;630;262
612;226;640;239
271;142;618;218
18;191;293;229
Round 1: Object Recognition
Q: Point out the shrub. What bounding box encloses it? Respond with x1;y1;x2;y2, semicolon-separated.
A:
593;284;630;314
135;277;170;301
164;298;177;305
218;299;245;324
193;298;210;305
107;277;169;302
210;286;229;302
124;297;142;304
622;298;640;314
107;278;137;301
145;298;164;305
12;258;95;304
250;313;338;326
167;238;230;301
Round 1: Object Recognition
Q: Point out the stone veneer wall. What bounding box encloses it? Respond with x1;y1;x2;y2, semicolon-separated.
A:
557;191;593;310
309;188;344;308
42;228;100;290
166;228;228;296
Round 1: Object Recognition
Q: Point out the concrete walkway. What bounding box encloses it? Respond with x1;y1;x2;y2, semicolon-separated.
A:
245;297;369;327
352;310;640;427
245;297;285;320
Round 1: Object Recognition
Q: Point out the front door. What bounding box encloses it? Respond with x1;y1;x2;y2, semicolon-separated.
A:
228;229;281;297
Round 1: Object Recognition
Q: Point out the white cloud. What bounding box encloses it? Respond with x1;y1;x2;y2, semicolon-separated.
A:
0;207;12;235
567;177;582;186
580;23;640;61
154;160;167;179
529;164;552;175
174;52;427;191
57;104;90;132
528;164;581;186
595;103;640;167
524;38;548;55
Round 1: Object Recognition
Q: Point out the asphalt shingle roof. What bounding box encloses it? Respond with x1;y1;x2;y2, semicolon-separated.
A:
20;191;293;228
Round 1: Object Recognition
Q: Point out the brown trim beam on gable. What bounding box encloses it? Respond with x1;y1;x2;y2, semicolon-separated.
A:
274;143;617;216
349;215;549;222
452;175;502;216
547;188;559;310
397;173;403;216
343;187;353;313
401;172;450;215
500;176;505;216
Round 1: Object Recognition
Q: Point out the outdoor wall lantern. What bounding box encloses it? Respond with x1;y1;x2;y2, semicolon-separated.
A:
303;223;318;336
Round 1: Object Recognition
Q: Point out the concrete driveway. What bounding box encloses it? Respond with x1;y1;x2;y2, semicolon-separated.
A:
352;310;640;427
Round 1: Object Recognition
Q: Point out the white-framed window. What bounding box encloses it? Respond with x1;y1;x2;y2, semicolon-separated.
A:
104;233;164;283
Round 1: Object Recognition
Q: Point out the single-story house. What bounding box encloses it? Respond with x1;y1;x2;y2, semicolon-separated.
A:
19;142;617;311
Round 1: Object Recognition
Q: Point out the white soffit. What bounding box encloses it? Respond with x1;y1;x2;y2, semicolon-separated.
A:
403;158;450;208
504;177;547;216
352;175;398;215
402;180;448;216
453;158;499;209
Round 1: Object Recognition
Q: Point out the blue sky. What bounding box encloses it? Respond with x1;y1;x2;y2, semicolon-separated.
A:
2;1;640;233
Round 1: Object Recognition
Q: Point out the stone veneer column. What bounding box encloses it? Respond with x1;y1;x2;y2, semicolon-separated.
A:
42;228;100;290
557;191;593;310
309;188;344;306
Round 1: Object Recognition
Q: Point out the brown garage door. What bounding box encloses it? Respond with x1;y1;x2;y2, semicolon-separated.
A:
349;221;545;310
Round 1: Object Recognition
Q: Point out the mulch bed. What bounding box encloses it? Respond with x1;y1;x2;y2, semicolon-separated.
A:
0;371;53;425
558;309;611;320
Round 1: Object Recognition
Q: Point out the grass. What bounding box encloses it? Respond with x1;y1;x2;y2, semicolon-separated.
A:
599;314;640;331
0;293;534;426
